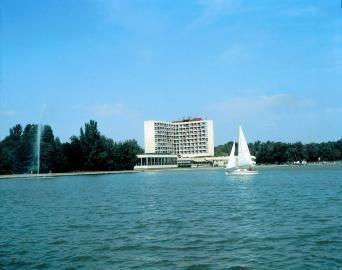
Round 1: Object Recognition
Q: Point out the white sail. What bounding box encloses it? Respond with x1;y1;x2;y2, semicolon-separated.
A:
225;141;236;169
237;126;253;168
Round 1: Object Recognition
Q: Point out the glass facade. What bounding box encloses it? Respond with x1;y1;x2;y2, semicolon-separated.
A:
136;156;177;167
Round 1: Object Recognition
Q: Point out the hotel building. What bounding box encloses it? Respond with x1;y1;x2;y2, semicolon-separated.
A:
144;118;214;158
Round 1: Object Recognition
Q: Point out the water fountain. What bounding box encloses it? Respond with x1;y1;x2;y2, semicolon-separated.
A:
36;124;42;175
36;105;46;175
36;124;54;178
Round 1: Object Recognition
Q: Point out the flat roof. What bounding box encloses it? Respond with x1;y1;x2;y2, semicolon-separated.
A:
172;117;204;123
137;154;178;158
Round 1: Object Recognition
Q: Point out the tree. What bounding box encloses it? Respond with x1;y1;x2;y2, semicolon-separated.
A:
40;125;56;173
63;136;83;172
79;120;106;171
17;124;37;173
0;120;148;174
1;124;23;173
53;137;67;172
3;121;340;175
0;142;11;174
215;139;342;164
214;141;234;156
117;140;143;170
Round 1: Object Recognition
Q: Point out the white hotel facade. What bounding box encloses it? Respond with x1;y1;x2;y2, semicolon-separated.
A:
144;118;214;157
134;118;225;170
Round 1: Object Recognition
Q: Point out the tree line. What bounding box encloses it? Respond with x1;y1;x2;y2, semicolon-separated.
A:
0;120;143;174
215;140;342;164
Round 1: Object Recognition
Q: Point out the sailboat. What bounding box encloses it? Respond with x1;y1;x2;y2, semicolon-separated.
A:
225;126;258;175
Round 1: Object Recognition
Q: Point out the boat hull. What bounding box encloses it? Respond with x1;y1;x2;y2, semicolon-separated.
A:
225;168;258;176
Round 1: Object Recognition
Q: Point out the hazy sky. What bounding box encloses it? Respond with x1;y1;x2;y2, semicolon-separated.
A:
1;0;341;145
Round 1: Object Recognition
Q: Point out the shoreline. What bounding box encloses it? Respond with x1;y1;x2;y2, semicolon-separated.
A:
0;167;225;179
256;161;341;167
0;170;139;180
0;162;340;180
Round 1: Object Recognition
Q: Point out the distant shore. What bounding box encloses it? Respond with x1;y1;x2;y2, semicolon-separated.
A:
0;162;340;180
257;161;341;167
0;167;222;179
0;170;139;180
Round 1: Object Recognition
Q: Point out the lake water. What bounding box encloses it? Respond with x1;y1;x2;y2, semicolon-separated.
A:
1;165;342;269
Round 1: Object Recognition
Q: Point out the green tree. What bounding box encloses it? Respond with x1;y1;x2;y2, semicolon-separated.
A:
40;125;56;173
0;120;145;174
118;140;143;170
63;136;83;172
53;137;67;172
0;142;11;174
80;120;108;171
1;124;23;173
18;124;37;173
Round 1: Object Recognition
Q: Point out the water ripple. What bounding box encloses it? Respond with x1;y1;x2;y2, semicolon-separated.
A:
1;165;342;269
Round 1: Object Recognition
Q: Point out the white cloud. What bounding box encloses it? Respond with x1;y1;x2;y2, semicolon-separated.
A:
209;93;311;113
0;109;19;117
207;92;314;131
261;93;299;107
205;92;340;143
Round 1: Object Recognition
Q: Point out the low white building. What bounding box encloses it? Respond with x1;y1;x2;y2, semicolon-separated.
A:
134;154;178;170
177;156;229;168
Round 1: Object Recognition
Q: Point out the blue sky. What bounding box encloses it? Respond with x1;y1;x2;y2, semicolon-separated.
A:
1;0;341;145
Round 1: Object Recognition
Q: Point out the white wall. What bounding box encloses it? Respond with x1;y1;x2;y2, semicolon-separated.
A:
207;120;214;157
144;119;215;157
144;121;156;153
